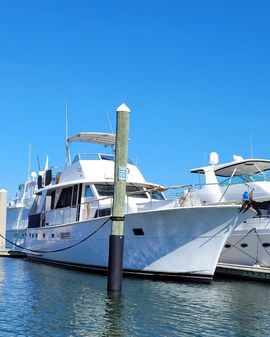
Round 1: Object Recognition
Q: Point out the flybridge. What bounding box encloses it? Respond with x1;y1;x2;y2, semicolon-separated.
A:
191;159;270;177
72;153;134;165
67;132;116;146
66;132;116;166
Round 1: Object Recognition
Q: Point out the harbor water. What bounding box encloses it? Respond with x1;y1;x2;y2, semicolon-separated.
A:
1;258;270;337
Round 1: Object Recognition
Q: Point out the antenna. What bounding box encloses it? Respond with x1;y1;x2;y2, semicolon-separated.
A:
37;155;41;171
27;144;32;180
106;110;114;134
44;155;49;170
65;99;71;166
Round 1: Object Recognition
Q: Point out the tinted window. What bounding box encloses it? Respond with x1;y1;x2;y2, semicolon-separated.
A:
151;191;165;200
84;185;95;198
51;190;55;209
72;185;78;206
56;187;73;209
94;183;148;198
126;185;148;198
95;184;114;196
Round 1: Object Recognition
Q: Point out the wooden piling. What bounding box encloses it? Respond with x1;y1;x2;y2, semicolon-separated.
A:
0;189;7;252
107;103;130;292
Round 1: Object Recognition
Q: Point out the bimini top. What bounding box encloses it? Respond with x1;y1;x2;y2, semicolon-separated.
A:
67;132;116;146
191;159;270;177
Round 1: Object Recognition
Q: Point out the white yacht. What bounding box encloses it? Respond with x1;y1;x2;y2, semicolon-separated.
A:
6;172;37;248
23;134;255;282
190;153;270;267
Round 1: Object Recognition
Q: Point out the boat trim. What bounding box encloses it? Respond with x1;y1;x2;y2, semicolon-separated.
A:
26;256;213;283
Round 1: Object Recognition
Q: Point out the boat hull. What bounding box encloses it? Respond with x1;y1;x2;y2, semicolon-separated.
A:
24;205;254;282
219;216;270;267
6;206;29;249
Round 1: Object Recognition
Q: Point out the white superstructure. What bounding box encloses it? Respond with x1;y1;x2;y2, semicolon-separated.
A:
6;172;37;248
22;134;254;282
190;154;270;266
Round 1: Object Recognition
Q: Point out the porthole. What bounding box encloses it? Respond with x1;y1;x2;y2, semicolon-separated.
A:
224;244;231;249
241;243;248;248
262;243;270;248
133;228;144;236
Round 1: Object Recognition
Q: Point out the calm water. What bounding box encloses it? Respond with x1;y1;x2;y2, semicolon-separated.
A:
0;258;270;337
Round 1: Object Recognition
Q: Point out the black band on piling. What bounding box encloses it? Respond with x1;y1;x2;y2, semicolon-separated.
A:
110;216;125;222
107;235;125;292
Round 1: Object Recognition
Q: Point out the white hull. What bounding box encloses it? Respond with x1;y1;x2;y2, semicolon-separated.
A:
25;205;253;282
6;207;29;249
219;216;270;267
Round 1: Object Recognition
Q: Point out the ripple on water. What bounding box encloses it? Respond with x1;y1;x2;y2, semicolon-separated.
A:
1;259;270;337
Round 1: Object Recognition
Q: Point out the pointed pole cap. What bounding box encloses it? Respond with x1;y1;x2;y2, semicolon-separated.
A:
116;103;131;113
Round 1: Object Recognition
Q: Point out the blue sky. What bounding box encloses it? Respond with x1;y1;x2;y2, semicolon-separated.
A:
0;0;270;198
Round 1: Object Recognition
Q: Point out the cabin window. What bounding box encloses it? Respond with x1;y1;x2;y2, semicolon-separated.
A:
241;243;248;248
45;195;52;211
84;185;95;198
126;185;148;198
29;193;43;215
56;187;73;209
72;184;78;206
94;208;111;218
151;191;165;200
95;184;114;196
224;244;231;249
51;190;56;209
94;183;148;198
99;154;134;165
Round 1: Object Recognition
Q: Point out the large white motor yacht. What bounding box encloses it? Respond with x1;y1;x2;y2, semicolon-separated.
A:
6;172;37;248
23;134;254;282
190;153;270;267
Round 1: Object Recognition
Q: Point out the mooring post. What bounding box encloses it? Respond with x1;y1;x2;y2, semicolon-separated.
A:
0;189;7;251
107;102;130;292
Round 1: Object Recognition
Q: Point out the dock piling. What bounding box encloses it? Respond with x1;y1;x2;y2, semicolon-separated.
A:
0;189;7;251
107;103;130;292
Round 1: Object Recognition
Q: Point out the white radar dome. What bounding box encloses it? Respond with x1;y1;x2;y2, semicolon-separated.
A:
209;152;219;165
31;172;37;180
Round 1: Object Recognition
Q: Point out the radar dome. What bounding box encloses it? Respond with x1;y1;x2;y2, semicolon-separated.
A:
30;172;37;180
209;152;219;165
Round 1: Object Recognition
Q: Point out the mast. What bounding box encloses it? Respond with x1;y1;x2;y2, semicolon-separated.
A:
65;99;71;166
27;144;32;180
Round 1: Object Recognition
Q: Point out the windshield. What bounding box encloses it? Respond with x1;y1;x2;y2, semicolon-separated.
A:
94;183;148;198
220;172;270;186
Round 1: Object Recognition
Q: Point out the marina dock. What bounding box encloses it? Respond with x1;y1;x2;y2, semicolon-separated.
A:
215;262;270;282
0;250;26;258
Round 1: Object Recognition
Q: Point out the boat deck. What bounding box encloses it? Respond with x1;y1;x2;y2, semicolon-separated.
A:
215;262;270;282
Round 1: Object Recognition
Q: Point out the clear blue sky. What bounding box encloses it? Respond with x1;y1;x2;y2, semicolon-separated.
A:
0;0;270;198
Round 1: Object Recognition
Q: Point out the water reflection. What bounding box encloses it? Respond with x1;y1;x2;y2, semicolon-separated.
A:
0;259;270;337
102;293;125;337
